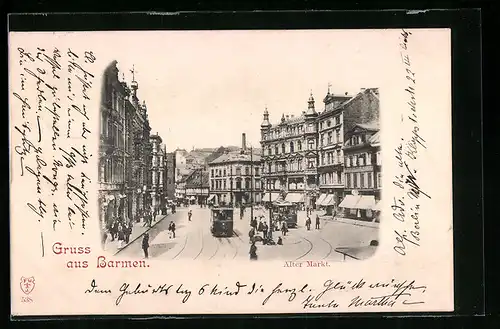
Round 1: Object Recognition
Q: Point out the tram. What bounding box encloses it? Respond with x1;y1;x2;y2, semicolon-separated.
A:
272;201;298;228
210;207;234;237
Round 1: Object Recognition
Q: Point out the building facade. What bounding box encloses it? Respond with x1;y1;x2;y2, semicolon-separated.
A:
98;61;152;230
340;124;381;220
185;169;210;205
317;87;380;208
208;134;262;206
165;152;176;201
260;94;320;207
149;134;166;213
259;87;380;214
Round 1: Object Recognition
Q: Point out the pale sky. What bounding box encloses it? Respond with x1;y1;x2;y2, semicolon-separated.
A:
106;30;394;151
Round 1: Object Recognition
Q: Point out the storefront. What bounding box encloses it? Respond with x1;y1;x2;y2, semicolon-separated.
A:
338;193;377;221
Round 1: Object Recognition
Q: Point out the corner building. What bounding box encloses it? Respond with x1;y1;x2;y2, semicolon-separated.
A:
260;94;319;208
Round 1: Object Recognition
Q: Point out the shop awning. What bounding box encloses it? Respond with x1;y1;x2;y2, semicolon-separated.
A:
325;195;336;206
355;196;376;210
372;200;381;211
207;195;216;201
339;195;362;208
321;194;334;206
316;194;327;205
263;192;280;202
285;193;304;203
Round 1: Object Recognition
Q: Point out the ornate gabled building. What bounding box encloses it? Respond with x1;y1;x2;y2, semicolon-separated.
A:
316;87;380;209
98;61;152;231
260;93;320;208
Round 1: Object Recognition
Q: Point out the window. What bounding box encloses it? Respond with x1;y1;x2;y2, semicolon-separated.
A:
360;173;365;188
268;163;272;173
346;173;351;189
308;159;315;169
245;179;250;189
377;172;382;188
327;120;331;127
337;172;342;184
336;129;341;143
376;151;382;165
320;122;323;130
366;152;372;165
236;167;241;176
255;167;260;176
328;132;333;144
223;169;226;177
353;155;358;166
335;116;340;125
245;167;250;175
353;173;358;188
290;141;294;153
298;159;302;170
282;143;286;154
368;172;373;188
359;154;365;166
275;145;279;155
308;139;314;150
223;180;227;189
321;153;325;165
298;141;302;150
236;178;242;189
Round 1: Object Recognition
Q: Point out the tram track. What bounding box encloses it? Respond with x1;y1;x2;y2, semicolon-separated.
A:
193;228;204;260
172;234;189;260
295;234;313;260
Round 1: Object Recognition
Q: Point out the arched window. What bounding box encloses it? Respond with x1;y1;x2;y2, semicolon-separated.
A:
281;143;286;154
290;141;295;153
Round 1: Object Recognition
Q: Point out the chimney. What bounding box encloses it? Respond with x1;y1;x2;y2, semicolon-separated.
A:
241;133;247;151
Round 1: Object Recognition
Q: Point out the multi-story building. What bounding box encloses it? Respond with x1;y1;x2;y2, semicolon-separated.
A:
208;134;262;206
98;61;152;230
316;87;380;209
149;134;165;213
260;94;319;207
185;169;210;205
340;123;381;220
165;152;176;201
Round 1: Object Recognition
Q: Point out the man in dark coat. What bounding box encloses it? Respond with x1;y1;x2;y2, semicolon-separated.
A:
142;233;150;259
315;214;320;229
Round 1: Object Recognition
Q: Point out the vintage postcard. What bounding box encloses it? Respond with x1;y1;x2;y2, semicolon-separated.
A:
9;28;453;316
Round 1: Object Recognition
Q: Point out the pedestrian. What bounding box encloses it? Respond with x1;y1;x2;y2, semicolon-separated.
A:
306;216;311;231
170;221;176;238
188;210;192;221
110;220;118;241
251;217;258;229
257;220;264;233
277;236;283;245
249;241;258;260
142;233;150;259
315;214;320;229
248;227;255;244
124;221;132;244
281;221;288;236
262;222;268;240
117;224;125;248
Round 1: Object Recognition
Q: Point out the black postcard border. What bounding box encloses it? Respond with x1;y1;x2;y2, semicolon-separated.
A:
6;9;484;322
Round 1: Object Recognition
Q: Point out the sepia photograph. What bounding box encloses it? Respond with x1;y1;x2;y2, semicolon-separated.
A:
10;23;456;315
97;31;381;262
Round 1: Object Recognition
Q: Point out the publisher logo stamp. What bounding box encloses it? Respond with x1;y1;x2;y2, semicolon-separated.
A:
20;276;35;295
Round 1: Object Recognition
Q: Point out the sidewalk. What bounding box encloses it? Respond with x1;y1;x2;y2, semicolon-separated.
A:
103;214;169;255
318;214;380;229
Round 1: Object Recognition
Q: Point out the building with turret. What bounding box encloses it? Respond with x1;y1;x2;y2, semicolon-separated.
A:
98;61;152;231
260;93;320;208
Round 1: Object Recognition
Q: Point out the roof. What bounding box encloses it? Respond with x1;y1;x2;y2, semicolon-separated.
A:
355;122;380;131
185;170;210;188
209;151;262;165
369;131;380;145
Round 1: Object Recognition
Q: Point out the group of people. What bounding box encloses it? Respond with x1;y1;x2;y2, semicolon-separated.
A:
305;214;321;230
103;217;134;249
